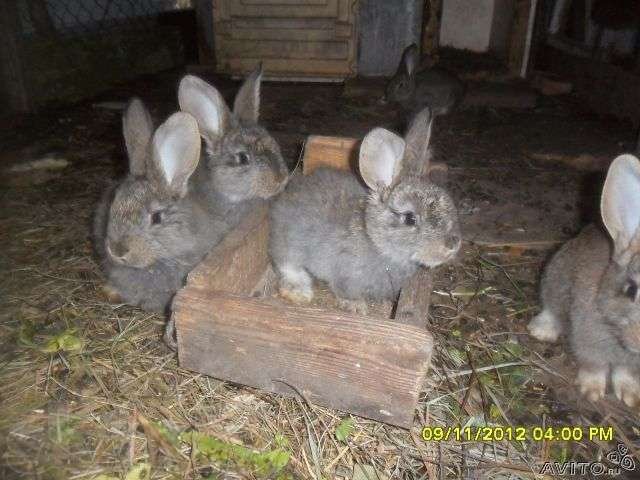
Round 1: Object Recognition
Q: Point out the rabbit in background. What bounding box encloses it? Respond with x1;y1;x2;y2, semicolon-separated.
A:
528;153;640;407
94;100;215;314
269;107;461;315
385;44;465;117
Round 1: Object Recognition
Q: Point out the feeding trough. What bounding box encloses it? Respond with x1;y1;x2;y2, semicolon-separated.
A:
171;135;436;428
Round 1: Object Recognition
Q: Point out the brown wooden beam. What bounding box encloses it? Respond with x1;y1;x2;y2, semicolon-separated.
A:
174;287;433;428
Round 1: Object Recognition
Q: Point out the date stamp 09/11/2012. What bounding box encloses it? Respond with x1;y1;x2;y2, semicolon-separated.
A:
421;427;636;476
421;425;615;443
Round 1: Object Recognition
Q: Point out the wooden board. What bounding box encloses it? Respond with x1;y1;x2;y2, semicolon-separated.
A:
211;0;358;80
302;135;359;175
174;288;433;428
395;269;433;329
186;202;270;294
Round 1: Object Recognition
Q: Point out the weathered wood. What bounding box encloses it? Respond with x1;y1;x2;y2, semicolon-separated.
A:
174;288;433;428
186;202;270;294
211;0;357;79
302;135;359;175
395;269;433;329
508;0;533;77
421;0;442;57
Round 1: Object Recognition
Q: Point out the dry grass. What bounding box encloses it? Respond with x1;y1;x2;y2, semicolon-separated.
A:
1;82;639;480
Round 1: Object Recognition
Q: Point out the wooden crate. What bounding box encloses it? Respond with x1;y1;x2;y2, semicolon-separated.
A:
210;0;358;81
171;136;435;428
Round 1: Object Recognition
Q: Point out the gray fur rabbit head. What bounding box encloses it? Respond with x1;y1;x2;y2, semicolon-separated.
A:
105;99;202;269
596;153;640;351
178;65;288;203
361;107;461;267
385;43;419;104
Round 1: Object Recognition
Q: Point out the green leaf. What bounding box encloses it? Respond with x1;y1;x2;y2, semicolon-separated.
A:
40;328;83;353
153;421;180;448
181;431;290;476
274;433;290;448
124;463;151;480
58;331;83;351
489;404;501;420
335;418;354;443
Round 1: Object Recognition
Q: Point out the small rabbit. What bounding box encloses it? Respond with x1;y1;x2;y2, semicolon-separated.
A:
94;99;215;314
385;44;465;116
528;153;640;407
177;64;289;232
269;107;461;315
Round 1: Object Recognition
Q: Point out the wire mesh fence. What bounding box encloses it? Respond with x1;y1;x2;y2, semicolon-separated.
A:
1;1;194;111
18;0;193;38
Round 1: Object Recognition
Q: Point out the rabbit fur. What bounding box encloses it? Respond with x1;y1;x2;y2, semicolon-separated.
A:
529;153;640;407
94;100;216;313
385;44;465;117
269;107;461;315
177;64;289;237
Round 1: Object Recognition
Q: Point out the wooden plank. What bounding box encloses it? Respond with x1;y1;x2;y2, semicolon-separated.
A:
229;0;339;18
395;269;433;329
174;288;433;428
224;58;355;77
421;0;442;57
222;39;350;60
508;0;531;77
186;202;270;294
302;135;359;175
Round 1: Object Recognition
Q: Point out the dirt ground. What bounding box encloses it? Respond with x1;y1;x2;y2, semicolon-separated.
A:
2;51;640;479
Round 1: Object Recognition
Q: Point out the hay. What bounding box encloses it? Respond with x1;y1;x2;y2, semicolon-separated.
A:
1;76;638;480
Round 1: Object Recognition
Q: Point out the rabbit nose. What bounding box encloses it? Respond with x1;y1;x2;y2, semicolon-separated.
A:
445;234;461;251
107;239;130;260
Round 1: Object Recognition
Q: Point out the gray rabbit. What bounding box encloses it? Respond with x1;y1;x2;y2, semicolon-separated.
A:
94;100;215;313
269;107;461;315
385;44;465;116
528;154;640;407
177;64;289;235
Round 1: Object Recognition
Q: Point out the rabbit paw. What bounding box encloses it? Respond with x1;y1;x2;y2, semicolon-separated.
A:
163;318;178;352
577;367;607;402
337;298;369;316
101;283;123;304
612;366;640;408
280;287;313;304
278;265;314;304
527;310;561;342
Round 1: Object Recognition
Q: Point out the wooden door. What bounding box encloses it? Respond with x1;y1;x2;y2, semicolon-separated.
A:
212;0;358;80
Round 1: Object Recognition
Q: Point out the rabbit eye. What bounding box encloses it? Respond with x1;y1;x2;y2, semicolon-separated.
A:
151;211;162;225
403;212;417;226
623;280;638;301
235;152;249;165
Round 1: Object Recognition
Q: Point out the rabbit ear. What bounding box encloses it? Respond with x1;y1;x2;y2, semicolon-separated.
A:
178;75;231;146
402;107;433;176
402;44;419;77
150;112;201;198
359;128;405;191
601;154;640;257
123;98;153;176
233;63;262;125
